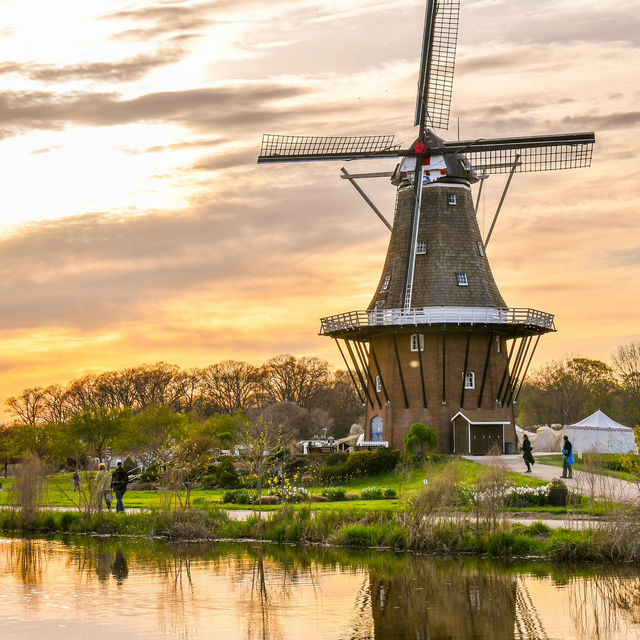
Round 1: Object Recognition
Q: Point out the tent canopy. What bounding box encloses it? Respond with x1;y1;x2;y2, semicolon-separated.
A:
565;410;636;454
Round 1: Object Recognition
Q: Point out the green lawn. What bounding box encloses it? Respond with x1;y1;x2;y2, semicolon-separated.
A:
0;458;551;514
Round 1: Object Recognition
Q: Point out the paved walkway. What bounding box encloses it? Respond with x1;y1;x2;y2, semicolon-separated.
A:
464;454;640;504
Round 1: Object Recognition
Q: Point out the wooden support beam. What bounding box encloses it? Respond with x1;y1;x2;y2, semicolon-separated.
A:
334;339;364;405
477;332;494;408
369;342;390;404
512;335;541;405
341;168;393;232
460;331;471;408
506;336;532;406
496;338;517;404
441;332;447;404
392;333;410;409
345;340;374;409
501;336;526;406
417;336;428;408
485;154;520;249
355;340;381;409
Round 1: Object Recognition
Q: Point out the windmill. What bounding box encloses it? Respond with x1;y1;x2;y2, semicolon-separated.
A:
257;0;595;453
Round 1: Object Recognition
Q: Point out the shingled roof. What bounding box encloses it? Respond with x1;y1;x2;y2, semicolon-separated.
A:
369;180;506;310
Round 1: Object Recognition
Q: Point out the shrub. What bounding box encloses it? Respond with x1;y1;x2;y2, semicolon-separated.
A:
384;487;397;499
346;492;361;500
222;489;256;504
309;495;329;502
321;487;347;501
325;452;348;467
361;487;384;500
59;511;76;532
318;449;401;482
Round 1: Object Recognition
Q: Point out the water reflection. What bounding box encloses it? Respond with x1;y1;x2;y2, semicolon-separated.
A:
1;536;640;639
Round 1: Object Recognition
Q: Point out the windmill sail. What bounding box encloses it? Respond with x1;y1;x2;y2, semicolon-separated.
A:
443;132;595;174
415;0;460;131
257;134;399;163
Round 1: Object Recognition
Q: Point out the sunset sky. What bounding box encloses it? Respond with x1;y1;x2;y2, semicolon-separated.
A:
1;0;639;414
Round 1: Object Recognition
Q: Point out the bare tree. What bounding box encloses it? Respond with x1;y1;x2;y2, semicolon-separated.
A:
6;387;48;426
200;360;262;414
234;416;287;510
517;357;618;427
260;355;330;408
612;341;640;425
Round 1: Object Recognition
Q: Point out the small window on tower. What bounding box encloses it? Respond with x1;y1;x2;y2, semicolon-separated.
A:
381;275;391;291
456;272;468;286
464;371;475;389
496;336;502;353
416;242;427;255
448;193;457;205
477;242;485;257
376;375;382;393
410;334;425;352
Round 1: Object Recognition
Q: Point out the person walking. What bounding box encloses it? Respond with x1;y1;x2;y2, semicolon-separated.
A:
522;434;535;473
111;461;129;513
562;435;574;478
96;463;113;511
72;470;80;493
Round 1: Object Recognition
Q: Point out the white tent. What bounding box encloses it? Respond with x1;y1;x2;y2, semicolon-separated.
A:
515;425;537;449
565;410;637;454
532;426;563;452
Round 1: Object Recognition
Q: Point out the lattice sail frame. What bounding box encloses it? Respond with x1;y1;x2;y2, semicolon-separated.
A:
444;133;595;174
258;134;400;163
415;0;460;131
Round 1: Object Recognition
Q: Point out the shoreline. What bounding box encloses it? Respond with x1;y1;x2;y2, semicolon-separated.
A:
1;504;637;564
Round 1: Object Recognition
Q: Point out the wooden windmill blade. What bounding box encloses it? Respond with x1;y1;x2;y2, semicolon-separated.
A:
415;0;460;132
257;134;401;163
442;132;595;174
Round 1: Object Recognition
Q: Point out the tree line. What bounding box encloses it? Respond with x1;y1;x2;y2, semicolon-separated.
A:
516;341;640;429
0;355;364;467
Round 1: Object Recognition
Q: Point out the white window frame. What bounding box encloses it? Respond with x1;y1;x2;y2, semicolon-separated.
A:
464;371;475;389
410;333;424;352
375;375;382;393
456;272;468;286
416;242;427;255
448;193;457;205
477;242;485;257
381;275;391;291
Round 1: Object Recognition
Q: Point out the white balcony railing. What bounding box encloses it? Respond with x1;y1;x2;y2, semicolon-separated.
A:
319;306;555;334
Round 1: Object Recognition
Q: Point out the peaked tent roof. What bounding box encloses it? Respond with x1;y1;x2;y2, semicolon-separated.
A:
568;410;631;431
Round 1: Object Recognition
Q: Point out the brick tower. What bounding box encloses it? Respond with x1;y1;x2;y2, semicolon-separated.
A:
258;0;594;453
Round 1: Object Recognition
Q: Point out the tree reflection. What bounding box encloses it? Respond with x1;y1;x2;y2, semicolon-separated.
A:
569;572;640;639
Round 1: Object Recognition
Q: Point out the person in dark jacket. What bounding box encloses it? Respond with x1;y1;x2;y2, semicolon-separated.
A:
522;434;535;473
111;461;129;513
562;435;574;479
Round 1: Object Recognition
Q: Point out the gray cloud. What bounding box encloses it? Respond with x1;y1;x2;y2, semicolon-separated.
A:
601;247;640;268
104;2;215;40
0;84;310;139
1;50;186;83
0;168;381;331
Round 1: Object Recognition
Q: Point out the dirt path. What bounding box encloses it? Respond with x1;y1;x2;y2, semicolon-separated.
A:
464;454;640;504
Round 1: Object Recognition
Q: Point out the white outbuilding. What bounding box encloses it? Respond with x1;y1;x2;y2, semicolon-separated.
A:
565;410;637;454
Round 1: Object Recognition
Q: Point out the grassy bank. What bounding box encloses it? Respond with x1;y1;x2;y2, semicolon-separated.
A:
3;504;640;563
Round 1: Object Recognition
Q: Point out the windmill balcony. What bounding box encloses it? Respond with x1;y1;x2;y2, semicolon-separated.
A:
319;306;555;335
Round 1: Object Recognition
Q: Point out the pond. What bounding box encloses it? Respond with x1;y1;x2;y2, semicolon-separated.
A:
1;535;640;639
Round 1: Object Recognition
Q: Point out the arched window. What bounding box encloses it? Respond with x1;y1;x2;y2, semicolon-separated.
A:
371;416;383;442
